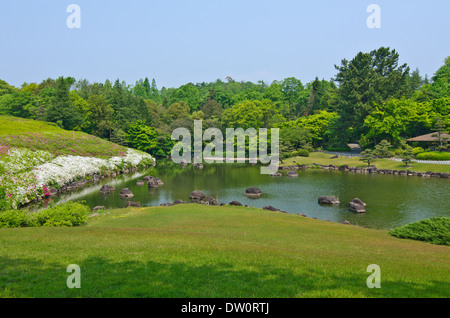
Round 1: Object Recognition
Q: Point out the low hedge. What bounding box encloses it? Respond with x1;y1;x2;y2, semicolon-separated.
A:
389;217;450;246
0;202;89;228
416;152;450;161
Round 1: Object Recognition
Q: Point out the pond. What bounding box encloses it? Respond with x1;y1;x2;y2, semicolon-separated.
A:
30;161;450;230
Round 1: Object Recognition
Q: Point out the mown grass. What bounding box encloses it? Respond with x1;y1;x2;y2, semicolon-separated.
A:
0;204;448;298
282;152;450;174
0;116;127;159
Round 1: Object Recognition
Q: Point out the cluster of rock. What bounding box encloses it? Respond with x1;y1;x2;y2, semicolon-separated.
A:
280;164;450;178
318;195;367;213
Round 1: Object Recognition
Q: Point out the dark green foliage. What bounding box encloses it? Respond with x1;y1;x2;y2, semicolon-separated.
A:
0;202;89;228
389;217;450;246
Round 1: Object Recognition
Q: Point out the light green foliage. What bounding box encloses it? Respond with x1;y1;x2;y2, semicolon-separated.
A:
0;202;89;228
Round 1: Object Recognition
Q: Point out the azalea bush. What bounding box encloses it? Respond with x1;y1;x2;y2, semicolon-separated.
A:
0;146;154;210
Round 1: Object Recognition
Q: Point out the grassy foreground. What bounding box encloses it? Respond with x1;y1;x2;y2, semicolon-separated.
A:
282;152;450;174
0;204;448;298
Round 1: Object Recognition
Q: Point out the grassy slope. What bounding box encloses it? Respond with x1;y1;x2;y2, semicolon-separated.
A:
282;152;450;174
0;116;127;158
0;205;448;298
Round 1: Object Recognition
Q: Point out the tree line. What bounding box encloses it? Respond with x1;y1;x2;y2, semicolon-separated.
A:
0;47;448;158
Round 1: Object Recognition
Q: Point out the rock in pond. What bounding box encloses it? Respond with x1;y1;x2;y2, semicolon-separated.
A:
100;185;115;194
119;188;134;198
146;176;164;188
136;180;145;186
244;187;262;198
270;172;282;177
318;196;340;205
349;202;366;213
287;171;298;177
351;198;367;207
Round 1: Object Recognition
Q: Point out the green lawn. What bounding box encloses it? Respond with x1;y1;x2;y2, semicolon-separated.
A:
0;204;448;298
282;152;450;174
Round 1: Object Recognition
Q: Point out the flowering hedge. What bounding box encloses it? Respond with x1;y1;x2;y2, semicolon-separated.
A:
0;147;154;210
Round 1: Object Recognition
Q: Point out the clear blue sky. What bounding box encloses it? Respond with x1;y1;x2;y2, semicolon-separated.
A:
0;0;449;89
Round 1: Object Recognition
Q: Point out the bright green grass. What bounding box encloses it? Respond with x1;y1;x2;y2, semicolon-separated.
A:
0;116;127;158
0;204;448;298
282;152;450;174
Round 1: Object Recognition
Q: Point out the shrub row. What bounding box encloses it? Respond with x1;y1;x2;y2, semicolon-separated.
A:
416;152;450;160
291;149;310;157
0;202;89;228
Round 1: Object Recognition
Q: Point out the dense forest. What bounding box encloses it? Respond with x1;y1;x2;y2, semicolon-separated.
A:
0;47;449;158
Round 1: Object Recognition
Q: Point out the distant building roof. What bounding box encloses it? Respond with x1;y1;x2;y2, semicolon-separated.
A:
406;132;450;142
347;143;361;149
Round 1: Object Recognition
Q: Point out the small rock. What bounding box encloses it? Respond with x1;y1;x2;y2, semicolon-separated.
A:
119;188;134;198
136;181;145;186
342;220;351;225
349;202;366;213
126;201;141;208
287;171;298;177
229;201;243;206
92;206;105;212
100;185;115;194
244;187;262;198
318;196;340;205
263;205;280;212
351;198;367;207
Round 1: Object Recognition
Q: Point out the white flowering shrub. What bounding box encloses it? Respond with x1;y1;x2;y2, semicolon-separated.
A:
0;147;154;210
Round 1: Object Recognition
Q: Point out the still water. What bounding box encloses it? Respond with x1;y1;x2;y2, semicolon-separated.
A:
37;161;450;230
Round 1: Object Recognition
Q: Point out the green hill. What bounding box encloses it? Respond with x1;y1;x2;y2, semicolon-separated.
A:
0;115;127;158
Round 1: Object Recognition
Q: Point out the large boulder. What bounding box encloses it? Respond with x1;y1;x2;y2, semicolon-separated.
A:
318;196;340;205
119;188;134;198
100;185;115;194
349;201;366;213
244;187;262;198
